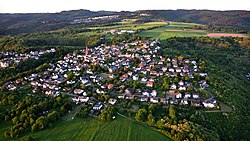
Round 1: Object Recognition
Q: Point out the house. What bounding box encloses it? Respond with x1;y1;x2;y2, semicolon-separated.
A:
199;73;208;77
151;90;157;97
170;84;177;90
32;87;39;94
108;98;117;105
193;94;200;99
125;94;134;100
203;99;216;108
176;68;182;73
140;77;148;84
146;81;153;87
176;93;182;99
133;75;139;81
118;94;125;99
160;98;168;105
125;88;131;95
150;97;159;103
140;95;148;102
184;59;190;64
72;97;80;103
31;81;38;86
7;84;16;91
108;74;114;79
149;77;155;82
108;84;114;89
184;93;191;98
178;80;184;86
74;89;83;94
191;100;201;107
79;96;89;103
142;90;150;97
93;102;103;110
150;71;158;76
179;86;186;91
181;99;189;105
169;68;175;72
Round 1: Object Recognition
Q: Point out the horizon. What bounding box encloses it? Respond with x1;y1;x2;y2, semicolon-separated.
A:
1;0;250;13
0;8;250;14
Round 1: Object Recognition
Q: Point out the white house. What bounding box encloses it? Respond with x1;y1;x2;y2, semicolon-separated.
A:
93;102;103;110
150;97;159;103
203;100;216;108
108;98;117;105
79;96;89;103
176;93;182;99
151;90;157;97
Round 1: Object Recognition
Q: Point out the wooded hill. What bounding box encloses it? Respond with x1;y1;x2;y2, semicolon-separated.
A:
0;9;249;35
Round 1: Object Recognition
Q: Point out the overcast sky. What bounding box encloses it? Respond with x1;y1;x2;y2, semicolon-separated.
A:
0;0;250;13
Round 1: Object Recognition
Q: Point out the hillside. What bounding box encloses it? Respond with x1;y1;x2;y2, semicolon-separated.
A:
140;10;250;29
0;10;249;35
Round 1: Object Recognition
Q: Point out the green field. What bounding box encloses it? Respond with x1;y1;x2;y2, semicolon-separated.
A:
139;22;208;39
27;116;171;141
0;115;172;141
88;22;166;31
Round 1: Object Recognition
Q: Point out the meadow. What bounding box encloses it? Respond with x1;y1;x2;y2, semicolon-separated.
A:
139;22;208;39
0;115;171;141
19;116;171;141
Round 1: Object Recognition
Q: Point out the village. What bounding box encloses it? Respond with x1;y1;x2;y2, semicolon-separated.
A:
0;48;56;68
2;40;217;117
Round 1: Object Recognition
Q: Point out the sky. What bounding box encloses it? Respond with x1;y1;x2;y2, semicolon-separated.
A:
0;0;249;13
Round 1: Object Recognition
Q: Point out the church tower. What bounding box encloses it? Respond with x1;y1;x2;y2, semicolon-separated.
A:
85;47;88;56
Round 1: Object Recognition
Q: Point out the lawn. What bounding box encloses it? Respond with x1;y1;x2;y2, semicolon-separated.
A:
14;116;172;141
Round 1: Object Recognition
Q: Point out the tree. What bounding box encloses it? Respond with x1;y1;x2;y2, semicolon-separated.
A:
148;104;155;114
66;72;74;81
31;123;38;132
135;108;147;122
156;118;165;129
147;113;155;126
47;111;59;123
12;117;19;125
169;105;176;120
35;116;48;129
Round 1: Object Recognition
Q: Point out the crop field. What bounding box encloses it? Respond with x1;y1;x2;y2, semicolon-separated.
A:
207;33;248;38
139;22;208;39
12;116;172;141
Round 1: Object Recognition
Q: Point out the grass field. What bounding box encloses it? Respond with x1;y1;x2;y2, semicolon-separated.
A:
139;22;208;39
0;115;172;141
21;116;171;141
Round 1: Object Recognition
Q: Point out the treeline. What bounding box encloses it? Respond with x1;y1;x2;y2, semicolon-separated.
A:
0;29;103;52
0;94;73;138
131;104;220;141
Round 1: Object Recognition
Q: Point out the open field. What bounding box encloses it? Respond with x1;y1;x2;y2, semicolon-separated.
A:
139;22;208;39
139;22;249;39
8;116;171;141
207;33;248;38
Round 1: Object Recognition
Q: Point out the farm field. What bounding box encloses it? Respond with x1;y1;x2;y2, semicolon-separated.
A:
139;22;208;39
14;116;172;141
207;33;248;38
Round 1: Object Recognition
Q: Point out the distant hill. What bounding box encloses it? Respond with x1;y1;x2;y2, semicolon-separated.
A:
0;9;249;35
139;10;250;29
